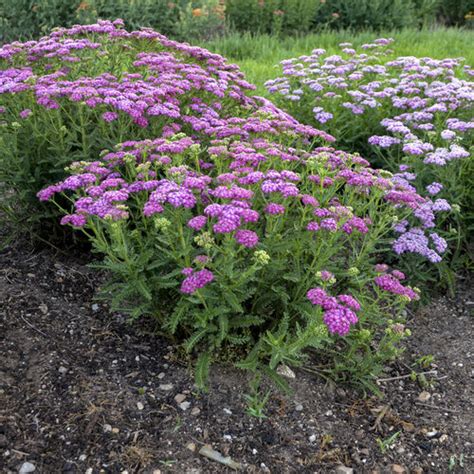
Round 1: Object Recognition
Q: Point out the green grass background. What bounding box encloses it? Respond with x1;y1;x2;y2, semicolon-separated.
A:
204;28;474;94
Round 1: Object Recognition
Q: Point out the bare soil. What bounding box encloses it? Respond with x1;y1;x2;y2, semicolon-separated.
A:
1;240;473;473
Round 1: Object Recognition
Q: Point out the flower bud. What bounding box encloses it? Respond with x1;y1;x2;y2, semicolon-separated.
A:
154;217;171;231
253;250;270;265
194;231;214;249
347;267;360;276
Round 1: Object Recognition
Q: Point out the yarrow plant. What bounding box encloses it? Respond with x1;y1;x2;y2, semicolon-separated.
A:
1;22;448;396
0;19;328;236
39;121;430;390
266;38;474;284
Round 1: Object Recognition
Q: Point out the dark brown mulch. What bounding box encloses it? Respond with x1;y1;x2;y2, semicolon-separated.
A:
0;239;473;474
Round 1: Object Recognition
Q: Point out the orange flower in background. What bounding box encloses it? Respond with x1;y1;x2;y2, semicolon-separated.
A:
192;8;203;17
77;1;89;11
212;5;225;19
167;2;176;8
332;12;340;19
273;9;284;16
258;0;265;7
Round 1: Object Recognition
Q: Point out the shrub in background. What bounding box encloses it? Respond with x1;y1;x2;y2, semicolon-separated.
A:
76;0;226;42
0;0;225;44
0;0;80;43
225;0;442;34
225;0;320;36
313;0;418;31
265;39;473;287
437;0;474;26
173;0;226;41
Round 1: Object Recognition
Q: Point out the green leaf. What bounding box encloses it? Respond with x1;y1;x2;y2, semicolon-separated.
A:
217;314;229;345
282;273;301;282
225;290;244;313
184;327;209;353
165;305;187;334
136;279;152;301
235;343;261;371
195;352;211;391
229;314;263;328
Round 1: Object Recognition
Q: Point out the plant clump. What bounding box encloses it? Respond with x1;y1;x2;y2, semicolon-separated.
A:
40;122;430;390
266;38;473;282
1;19;329;235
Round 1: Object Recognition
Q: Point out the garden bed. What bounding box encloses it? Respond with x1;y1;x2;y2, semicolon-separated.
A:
1;238;472;473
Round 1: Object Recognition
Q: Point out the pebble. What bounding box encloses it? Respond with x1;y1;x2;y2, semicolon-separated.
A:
191;407;201;416
391;464;406;474
137;402;144;410
223;408;232;415
309;434;316;443
276;364;296;378
174;393;186;404
19;462;36;473
158;372;165;379
418;391;431;402
180;401;191;411
186;442;196;452
103;424;112;432
335;466;353;474
412;468;423;474
78;454;87;461
91;303;99;312
58;366;68;374
159;383;173;391
295;404;303;411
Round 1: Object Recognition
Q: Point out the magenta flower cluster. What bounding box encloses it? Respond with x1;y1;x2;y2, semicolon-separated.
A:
374;272;419;302
306;287;360;336
180;269;215;294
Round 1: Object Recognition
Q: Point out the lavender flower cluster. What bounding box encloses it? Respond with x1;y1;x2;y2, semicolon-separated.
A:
266;39;472;261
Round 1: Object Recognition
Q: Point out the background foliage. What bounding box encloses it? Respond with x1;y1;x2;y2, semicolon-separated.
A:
1;0;473;43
